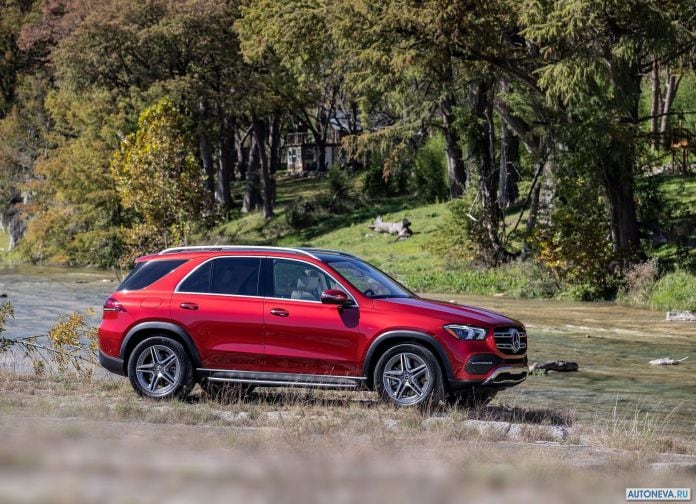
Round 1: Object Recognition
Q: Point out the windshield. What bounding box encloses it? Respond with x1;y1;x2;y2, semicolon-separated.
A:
323;257;414;299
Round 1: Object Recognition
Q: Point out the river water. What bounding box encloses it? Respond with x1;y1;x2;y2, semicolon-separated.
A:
0;265;693;436
435;294;696;438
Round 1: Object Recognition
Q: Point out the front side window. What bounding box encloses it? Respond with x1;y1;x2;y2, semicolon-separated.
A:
177;258;260;296
324;258;413;299
118;260;187;291
271;259;338;301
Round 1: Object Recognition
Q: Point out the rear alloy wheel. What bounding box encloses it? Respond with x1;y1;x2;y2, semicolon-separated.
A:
128;336;193;400
374;344;444;408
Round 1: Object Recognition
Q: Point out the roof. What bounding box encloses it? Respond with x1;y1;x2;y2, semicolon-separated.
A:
156;245;359;261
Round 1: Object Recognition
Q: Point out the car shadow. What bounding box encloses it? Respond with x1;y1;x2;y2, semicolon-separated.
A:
185;386;573;426
470;404;574;426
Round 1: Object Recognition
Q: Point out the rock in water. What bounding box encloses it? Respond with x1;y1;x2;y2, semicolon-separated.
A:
649;357;688;366
665;311;696;321
530;360;579;373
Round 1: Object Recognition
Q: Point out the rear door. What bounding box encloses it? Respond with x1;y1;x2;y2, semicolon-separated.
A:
262;258;362;376
171;256;265;370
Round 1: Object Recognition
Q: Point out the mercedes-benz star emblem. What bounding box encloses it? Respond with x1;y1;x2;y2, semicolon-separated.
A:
510;329;521;353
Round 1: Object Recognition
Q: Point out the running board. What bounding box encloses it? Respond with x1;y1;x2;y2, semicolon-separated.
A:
197;368;366;389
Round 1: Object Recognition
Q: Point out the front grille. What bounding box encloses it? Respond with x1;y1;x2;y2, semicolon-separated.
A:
493;327;527;355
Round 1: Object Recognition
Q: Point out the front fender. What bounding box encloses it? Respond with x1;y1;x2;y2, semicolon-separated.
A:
362;330;454;387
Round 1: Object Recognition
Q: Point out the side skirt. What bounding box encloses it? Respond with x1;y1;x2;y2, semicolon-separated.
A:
197;368;367;390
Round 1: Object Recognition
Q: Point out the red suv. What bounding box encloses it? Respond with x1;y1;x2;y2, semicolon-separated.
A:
98;246;528;407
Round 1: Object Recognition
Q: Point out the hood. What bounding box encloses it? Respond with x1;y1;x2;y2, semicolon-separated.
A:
373;297;521;327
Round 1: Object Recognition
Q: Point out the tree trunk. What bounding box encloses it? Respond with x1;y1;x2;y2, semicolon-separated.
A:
498;120;520;209
466;79;510;265
235;129;249;182
217;114;235;212
440;95;466;198
241;134;262;213
521;172;542;259
198;132;216;197
268;112;281;207
315;135;327;172
269;112;281;175
659;73;681;149
650;60;661;151
604;60;643;259
197;100;216;197
603;157;641;256
251;116;274;219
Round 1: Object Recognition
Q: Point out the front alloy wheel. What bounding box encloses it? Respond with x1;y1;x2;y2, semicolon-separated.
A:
128;336;193;400
375;344;444;408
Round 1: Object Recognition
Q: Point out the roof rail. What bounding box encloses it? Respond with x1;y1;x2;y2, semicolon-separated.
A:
298;248;359;259
158;245;319;259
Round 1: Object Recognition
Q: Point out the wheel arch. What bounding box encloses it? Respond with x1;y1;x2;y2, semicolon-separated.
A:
120;321;202;373
362;330;453;389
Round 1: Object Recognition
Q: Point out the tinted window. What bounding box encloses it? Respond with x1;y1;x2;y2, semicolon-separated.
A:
118;260;187;291
210;258;260;296
178;260;212;293
271;259;338;301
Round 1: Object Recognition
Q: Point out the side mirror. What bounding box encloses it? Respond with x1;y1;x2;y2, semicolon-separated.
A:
320;289;354;306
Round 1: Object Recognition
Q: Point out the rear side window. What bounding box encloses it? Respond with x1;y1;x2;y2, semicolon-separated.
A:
118;260;187;291
178;260;213;293
177;257;261;296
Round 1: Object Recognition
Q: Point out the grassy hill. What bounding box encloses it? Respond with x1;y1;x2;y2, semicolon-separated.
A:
200;172;695;309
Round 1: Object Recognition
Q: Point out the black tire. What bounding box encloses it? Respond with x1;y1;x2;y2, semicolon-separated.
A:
374;343;445;408
447;390;497;409
199;379;255;402
127;336;194;400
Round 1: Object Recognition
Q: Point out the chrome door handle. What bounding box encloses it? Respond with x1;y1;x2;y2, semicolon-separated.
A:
179;302;199;310
270;308;289;317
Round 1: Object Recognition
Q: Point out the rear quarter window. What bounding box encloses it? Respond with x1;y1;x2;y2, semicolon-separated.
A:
118;259;187;291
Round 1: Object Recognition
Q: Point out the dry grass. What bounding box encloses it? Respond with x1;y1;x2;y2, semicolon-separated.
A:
1;370;694;504
0;370;693;456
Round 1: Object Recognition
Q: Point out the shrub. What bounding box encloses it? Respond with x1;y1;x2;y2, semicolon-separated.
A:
430;191;491;265
622;259;659;305
285;197;318;228
532;178;618;299
327;165;350;199
412;134;448;202
362;151;409;198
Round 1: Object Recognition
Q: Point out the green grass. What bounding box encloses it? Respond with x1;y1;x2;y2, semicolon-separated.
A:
649;271;696;311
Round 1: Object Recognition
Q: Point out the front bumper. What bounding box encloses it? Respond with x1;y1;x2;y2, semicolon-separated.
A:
448;365;528;392
98;350;126;376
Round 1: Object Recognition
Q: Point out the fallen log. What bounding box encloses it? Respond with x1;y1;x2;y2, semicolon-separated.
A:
368;216;413;240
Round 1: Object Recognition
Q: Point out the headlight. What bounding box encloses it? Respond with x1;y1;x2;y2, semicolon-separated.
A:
443;324;487;341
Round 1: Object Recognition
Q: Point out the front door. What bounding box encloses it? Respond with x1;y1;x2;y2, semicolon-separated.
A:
171;257;264;370
263;258;361;376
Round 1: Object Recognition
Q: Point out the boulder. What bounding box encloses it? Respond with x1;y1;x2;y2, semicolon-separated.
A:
666;311;696;322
